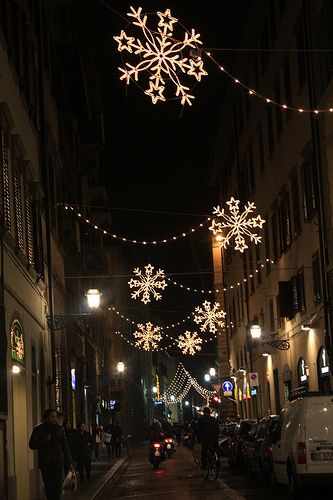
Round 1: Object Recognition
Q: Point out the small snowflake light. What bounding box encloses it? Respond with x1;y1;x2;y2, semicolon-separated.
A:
128;263;167;304
113;6;207;106
178;331;202;355
193;300;226;334
133;322;162;351
209;197;266;253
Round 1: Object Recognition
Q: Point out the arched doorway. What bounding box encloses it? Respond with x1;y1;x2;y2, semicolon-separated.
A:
317;346;331;393
297;357;308;387
10;320;29;500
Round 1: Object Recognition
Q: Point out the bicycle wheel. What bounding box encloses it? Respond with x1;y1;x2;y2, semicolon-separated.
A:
212;453;219;480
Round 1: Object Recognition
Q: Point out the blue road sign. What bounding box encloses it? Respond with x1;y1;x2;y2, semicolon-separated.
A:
222;381;234;392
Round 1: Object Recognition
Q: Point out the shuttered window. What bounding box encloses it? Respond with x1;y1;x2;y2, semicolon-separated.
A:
312;252;321;304
301;159;316;221
291;172;301;237
280;190;291;250
0;128;11;230
25;190;34;265
13;168;25;253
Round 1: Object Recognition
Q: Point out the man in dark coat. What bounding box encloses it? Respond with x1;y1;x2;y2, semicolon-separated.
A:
73;422;95;484
111;422;123;457
198;407;219;470
29;408;73;500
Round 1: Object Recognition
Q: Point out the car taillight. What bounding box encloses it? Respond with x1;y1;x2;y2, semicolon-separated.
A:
297;442;306;464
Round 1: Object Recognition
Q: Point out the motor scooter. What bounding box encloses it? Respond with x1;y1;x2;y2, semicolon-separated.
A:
164;437;175;458
149;441;166;469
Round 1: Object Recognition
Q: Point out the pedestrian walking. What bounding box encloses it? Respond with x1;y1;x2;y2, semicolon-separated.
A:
104;418;113;457
63;420;75;473
93;424;103;460
29;408;74;500
73;422;95;484
111;422;123;457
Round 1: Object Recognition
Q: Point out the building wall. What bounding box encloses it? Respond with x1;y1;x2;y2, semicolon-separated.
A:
211;0;333;419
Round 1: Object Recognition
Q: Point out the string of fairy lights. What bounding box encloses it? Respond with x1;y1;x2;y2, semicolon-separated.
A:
158;363;216;404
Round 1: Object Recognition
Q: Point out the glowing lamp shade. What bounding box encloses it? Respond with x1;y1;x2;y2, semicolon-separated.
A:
250;324;261;339
215;235;223;242
185;401;190;406
209;367;216;377
117;362;125;373
86;289;101;309
12;364;21;374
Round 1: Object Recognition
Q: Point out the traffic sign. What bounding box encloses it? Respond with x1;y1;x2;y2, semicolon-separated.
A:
249;372;259;387
222;381;233;392
211;383;221;392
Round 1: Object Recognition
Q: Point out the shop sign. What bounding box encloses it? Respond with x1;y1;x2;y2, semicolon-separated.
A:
11;322;25;363
71;368;76;390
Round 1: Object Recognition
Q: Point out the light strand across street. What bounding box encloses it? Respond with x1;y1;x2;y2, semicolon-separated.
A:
159;363;216;403
63;204;210;245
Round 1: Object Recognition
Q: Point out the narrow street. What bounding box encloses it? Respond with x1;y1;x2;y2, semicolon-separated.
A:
97;443;292;500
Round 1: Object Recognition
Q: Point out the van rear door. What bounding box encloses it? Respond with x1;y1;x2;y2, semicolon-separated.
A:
306;396;333;474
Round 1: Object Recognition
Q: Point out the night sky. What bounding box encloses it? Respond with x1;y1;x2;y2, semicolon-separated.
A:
90;1;249;372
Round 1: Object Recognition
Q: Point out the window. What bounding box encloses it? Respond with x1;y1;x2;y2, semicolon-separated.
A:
269;298;275;332
291;267;306;314
271;206;281;261
266;105;274;155
280;190;291;251
312;252;321;304
0;127;11;230
296;19;306;88
291;171;301;237
25;190;34;265
301;158;316;221
13;167;25;253
32;200;44;277
264;220;271;274
257;121;265;173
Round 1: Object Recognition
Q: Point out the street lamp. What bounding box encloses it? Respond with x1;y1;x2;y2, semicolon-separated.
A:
250;324;262;339
152;386;158;394
86;289;101;309
209;367;216;377
12;364;21;374
184;400;190;406
204;373;211;382
117;361;125;373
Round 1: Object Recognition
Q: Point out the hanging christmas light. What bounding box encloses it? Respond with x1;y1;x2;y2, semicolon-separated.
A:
113;6;207;105
128;264;167;304
193;300;226;333
177;331;203;355
209;197;265;252
133;322;162;350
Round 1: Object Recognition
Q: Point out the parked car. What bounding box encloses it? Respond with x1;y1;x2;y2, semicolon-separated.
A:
228;419;257;467
271;388;333;497
242;415;279;482
219;421;238;457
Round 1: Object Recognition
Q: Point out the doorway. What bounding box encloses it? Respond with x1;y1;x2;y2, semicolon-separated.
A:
12;370;29;500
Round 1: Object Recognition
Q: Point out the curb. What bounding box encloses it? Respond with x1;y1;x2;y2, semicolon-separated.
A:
90;455;129;500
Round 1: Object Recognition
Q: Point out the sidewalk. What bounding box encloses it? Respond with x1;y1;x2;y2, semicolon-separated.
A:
66;453;128;500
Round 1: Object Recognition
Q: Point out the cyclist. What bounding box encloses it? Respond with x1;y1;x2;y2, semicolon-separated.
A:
198;407;219;470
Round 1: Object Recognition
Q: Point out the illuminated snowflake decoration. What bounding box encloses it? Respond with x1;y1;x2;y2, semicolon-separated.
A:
193;300;226;334
133;322;162;351
113;6;207;105
209;197;266;253
178;331;202;355
128;264;167;304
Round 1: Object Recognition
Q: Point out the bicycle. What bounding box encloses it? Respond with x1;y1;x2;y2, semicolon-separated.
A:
194;445;220;480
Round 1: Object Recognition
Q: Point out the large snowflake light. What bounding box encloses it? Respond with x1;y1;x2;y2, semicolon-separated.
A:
178;331;202;355
113;6;207;105
133;322;162;351
193;300;226;334
209;197;266;253
128;263;167;304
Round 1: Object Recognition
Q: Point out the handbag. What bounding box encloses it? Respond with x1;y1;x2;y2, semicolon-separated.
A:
62;471;77;495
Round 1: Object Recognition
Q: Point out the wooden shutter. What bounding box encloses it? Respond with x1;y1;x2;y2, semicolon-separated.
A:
13;167;24;253
25;190;34;265
0;128;11;230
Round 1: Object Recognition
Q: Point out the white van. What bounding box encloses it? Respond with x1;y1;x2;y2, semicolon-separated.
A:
271;389;333;496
